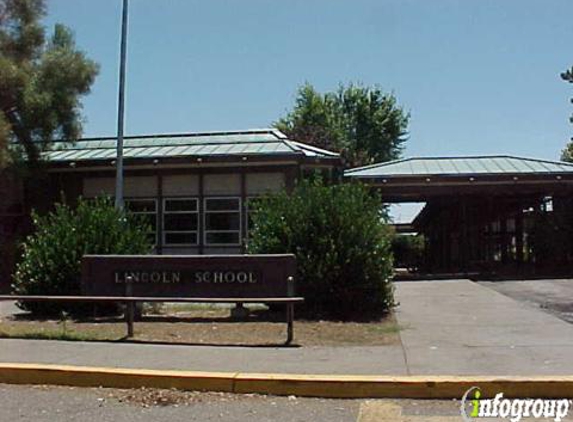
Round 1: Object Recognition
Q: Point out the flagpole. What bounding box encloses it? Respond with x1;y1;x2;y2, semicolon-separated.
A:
115;0;129;209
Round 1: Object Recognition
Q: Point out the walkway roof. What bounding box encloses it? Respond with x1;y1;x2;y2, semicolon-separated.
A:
43;129;340;166
345;156;573;202
345;156;573;178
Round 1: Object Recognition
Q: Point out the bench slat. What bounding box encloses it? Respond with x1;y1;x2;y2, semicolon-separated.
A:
0;295;304;304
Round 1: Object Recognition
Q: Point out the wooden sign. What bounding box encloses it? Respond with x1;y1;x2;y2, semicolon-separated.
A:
81;254;297;298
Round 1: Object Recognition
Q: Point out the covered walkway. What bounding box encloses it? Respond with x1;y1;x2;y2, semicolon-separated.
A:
346;156;573;276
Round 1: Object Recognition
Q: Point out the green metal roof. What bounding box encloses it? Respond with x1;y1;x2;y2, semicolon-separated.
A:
43;129;339;163
345;156;573;178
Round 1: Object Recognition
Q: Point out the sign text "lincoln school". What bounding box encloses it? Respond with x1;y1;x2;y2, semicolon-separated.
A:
114;270;259;285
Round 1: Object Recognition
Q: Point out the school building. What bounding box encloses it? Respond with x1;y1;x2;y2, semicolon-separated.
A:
2;130;573;290
0;129;341;290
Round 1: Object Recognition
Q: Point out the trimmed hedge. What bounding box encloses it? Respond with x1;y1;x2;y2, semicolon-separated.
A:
12;197;153;316
247;180;394;320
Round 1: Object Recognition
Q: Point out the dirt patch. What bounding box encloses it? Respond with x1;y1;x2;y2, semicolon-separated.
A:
109;387;250;408
9;384;336;413
0;305;400;346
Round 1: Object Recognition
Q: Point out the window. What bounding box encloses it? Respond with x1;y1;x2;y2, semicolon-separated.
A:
204;197;241;245
163;198;198;246
125;199;157;244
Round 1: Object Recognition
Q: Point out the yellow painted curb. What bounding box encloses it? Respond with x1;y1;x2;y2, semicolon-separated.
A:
233;373;573;399
1;363;573;399
0;363;236;392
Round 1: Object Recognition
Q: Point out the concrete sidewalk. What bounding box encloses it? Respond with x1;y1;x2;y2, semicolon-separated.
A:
0;339;408;375
0;279;571;376
0;301;20;319
395;279;573;375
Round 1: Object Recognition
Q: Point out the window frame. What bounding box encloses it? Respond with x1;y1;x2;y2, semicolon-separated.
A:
162;197;199;247
203;196;242;246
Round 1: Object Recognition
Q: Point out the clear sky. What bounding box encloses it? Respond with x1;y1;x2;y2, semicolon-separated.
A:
46;0;573;161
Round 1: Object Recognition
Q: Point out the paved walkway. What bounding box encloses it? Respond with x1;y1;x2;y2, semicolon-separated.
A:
0;339;408;375
396;279;573;375
0;279;572;375
0;301;20;319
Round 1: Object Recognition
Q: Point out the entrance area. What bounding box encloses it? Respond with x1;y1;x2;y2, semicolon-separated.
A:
346;155;573;277
415;194;573;275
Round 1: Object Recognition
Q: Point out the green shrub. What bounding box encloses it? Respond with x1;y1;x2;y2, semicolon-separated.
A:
247;180;394;320
392;234;425;270
12;197;153;316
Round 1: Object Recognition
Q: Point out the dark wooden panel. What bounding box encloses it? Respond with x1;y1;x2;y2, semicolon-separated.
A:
81;254;297;298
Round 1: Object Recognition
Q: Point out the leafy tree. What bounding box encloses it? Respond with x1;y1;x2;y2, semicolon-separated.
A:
560;67;573;162
561;142;573;163
247;180;395;320
275;83;409;168
0;0;99;168
12;197;153;316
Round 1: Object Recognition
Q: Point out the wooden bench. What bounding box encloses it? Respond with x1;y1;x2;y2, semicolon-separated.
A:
0;292;303;344
0;254;304;344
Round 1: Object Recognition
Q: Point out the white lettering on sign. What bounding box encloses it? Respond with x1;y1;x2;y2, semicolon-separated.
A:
194;271;257;284
114;271;182;284
114;271;258;284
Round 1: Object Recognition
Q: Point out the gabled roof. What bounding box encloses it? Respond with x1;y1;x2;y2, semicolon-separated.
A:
43;129;339;163
345;155;573;178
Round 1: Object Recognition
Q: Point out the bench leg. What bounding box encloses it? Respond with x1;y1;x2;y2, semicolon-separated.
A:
286;302;294;345
126;301;135;338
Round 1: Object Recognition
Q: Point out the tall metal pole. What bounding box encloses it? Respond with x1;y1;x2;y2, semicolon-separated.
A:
115;0;129;209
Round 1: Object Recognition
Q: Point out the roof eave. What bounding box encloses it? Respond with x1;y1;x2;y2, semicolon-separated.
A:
45;151;341;170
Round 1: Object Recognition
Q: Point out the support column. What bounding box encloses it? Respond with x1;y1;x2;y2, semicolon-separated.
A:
500;212;509;264
156;173;163;254
516;206;524;265
240;170;247;254
441;207;449;271
285;165;298;193
198;172;204;255
460;197;469;272
486;196;494;266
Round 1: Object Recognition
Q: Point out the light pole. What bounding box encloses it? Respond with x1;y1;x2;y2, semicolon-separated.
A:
115;0;129;209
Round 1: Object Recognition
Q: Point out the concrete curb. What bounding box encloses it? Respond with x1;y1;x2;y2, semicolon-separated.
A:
1;363;573;399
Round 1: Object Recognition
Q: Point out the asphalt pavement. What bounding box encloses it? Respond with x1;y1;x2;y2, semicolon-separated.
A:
0;384;478;422
479;278;573;323
0;384;358;422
